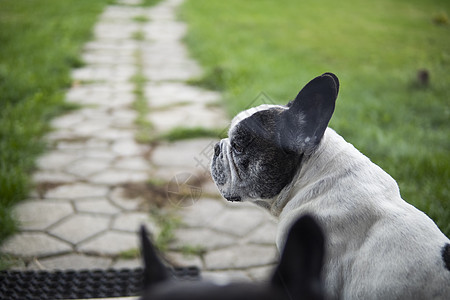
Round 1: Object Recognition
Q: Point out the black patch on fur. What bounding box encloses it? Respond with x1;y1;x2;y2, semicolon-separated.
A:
442;243;450;271
235;109;303;199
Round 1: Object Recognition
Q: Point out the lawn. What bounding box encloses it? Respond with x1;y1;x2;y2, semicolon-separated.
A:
181;0;450;235
0;0;114;246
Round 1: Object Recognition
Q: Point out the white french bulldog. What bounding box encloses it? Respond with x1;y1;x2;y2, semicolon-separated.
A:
211;73;450;299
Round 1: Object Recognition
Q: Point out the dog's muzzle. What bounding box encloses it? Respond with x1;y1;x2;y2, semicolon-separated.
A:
212;142;241;202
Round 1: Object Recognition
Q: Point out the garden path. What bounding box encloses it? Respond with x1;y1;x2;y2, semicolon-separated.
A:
0;0;278;292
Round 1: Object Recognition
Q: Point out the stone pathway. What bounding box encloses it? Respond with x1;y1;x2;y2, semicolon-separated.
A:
0;0;278;288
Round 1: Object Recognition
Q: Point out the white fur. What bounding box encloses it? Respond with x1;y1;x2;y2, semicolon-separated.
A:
229;104;286;134
273;128;450;299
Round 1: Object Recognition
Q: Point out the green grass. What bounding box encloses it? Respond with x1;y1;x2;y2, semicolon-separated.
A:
132;15;150;23
0;0;112;246
131;50;155;144
150;208;181;252
180;244;206;257
181;0;450;236
118;248;141;259
132;30;146;41
152;126;227;142
141;0;163;7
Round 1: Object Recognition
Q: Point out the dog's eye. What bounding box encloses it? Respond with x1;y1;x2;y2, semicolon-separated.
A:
231;141;243;154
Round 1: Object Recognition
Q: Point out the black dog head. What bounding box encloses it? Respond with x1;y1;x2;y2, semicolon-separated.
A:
210;73;339;205
140;214;325;300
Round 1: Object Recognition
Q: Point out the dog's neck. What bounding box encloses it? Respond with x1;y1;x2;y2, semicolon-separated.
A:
268;128;387;216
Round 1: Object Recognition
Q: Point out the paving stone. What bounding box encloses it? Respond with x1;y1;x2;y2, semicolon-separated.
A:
142;43;187;62
32;171;78;184
176;198;225;227
109;187;143;211
171;227;235;250
69;118;112;136
112;212;160;235
151;139;217;170
0;232;72;258
36;254;113;270
166;252;203;269
114;157;151;171
84;40;139;52
112;139;146;156
45;183;109;199
144;57;199;74
149;167;208;184
204;244;277;270
75;198;122;215
78;231;139;256
90;169;148;185
49;214;111;244
56;139;109;151
94;23;140;40
143;22;186;42
145;82;220;107
102;94;135;108
100;5;145;21
82;51;135;65
142;41;192;60
79;149;119;161
66;84;135;108
65;157;111;178
51;113;84;128
77;106;110;119
148;104;228;132
242;221;278;245
143;63;202;81
90;129;135;141
36;152;80;170
45;129;86;142
72;66;135;82
13;200;73;231
65;86;90;101
110;109;137;128
147;0;179;21
209;206;272;237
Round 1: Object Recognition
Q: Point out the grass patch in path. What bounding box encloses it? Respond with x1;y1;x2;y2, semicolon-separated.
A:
131;49;155;144
0;0;112;246
152;126;227;142
181;0;450;236
141;0;164;7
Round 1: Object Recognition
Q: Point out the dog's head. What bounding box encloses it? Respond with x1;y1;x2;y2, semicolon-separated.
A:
140;214;325;300
210;73;339;206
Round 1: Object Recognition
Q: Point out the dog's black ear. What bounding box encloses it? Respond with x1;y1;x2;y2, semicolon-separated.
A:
140;225;169;288
271;215;325;300
279;73;338;154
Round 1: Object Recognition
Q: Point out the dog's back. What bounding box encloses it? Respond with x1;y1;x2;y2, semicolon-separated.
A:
344;201;450;299
279;128;450;299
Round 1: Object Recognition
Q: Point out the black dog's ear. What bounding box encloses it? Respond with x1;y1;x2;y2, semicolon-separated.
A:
279;73;338;154
140;225;169;288
271;215;325;300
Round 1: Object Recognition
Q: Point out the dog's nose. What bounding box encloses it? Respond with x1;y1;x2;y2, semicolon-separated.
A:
214;142;221;157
